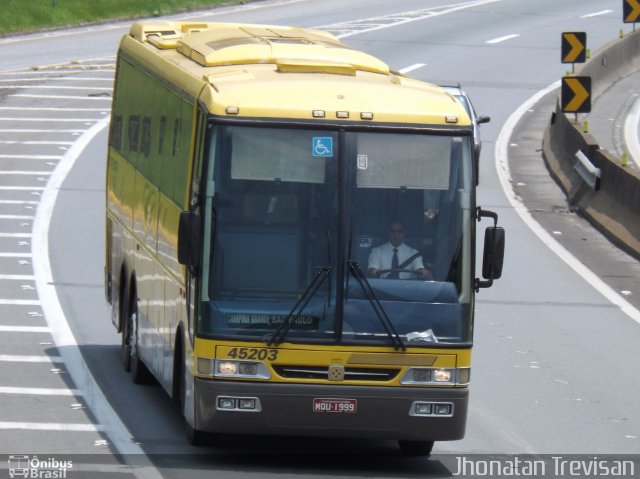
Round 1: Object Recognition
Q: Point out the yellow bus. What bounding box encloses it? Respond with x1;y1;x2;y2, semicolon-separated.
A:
105;21;504;454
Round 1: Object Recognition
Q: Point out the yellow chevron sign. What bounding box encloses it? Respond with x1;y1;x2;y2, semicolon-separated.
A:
562;76;591;113
561;32;586;63
624;0;640;23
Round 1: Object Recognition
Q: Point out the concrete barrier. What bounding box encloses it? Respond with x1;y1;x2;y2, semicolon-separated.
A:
542;28;640;259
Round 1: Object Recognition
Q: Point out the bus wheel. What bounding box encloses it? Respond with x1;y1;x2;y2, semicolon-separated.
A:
186;422;208;447
175;350;207;446
121;308;131;373
126;295;152;384
398;440;434;456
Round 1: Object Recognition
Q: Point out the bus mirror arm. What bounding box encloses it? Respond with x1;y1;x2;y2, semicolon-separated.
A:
178;211;200;269
475;208;505;292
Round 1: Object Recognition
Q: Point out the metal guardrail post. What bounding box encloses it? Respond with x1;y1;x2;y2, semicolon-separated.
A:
574;150;601;190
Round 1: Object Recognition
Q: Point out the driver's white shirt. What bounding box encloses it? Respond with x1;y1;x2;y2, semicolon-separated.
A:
368;242;424;279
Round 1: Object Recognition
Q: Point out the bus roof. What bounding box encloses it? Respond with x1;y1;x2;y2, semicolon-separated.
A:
121;21;471;125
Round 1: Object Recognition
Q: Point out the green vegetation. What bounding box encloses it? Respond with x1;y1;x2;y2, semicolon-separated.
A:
0;0;246;36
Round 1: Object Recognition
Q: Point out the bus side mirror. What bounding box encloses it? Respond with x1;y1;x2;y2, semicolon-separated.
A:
178;211;200;267
476;226;505;290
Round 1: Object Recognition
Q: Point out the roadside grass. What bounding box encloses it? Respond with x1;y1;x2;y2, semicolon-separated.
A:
0;0;246;36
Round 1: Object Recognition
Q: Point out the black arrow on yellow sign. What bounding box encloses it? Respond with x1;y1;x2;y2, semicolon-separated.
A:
623;0;640;23
561;32;586;63
561;76;591;113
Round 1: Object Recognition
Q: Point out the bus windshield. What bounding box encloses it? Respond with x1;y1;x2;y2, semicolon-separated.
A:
199;125;474;345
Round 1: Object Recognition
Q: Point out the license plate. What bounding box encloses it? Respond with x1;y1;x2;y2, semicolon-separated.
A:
312;398;357;413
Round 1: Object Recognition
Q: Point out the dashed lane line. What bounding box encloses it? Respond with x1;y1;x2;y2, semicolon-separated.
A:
0;386;80;396
0;85;113;91
580;10;614;18
0;354;62;363
0;129;86;133
0;107;109;112
0;77;114;82
0;118;100;122
0;172;52;176
10;94;111;101
486;33;520;44
0;300;41;306
0;422;102;431
0;155;63;159
399;63;427;74
0;325;48;331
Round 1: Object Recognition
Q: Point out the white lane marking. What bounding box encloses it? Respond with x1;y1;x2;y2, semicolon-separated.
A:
0;215;37;219
0;118;99;122
399;63;427;74
0;233;34;237
33;117;159;460
0;155;63;159
0;129;86;133
0;77;113;82
0;107;109;112
10;94;111;101
624;94;640;167
486;33;520;44
0;422;102;431
0;354;62;363
0;274;35;280
0;253;32;257
0;187;46;191
0;141;73;145
0;200;39;204
0;300;41;306
0;172;52;176
581;10;613;18
495;81;640;325
0;386;79;395
0;85;113;91
319;0;504;39
0;325;48;331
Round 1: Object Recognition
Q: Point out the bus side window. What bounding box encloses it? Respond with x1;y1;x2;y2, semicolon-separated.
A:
128;115;140;152
172;118;181;156
158;116;166;155
111;115;123;151
141;117;152;158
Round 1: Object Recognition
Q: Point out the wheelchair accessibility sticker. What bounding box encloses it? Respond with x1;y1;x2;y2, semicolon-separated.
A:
312;137;333;157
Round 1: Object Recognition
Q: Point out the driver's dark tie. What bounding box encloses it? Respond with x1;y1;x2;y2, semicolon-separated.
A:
390;248;399;279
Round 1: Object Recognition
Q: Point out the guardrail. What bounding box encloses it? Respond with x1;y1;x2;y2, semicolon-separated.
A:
542;29;640;260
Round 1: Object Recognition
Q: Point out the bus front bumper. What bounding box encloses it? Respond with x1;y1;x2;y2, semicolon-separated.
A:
194;379;468;441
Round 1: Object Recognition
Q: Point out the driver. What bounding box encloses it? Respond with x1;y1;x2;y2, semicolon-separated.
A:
367;218;431;280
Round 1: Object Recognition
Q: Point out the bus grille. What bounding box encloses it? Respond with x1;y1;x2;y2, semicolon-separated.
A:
273;365;399;381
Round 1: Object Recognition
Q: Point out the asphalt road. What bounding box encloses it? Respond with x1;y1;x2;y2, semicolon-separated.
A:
1;1;639;477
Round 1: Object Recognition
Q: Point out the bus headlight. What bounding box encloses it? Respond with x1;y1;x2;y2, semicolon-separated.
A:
217;361;238;375
400;367;469;385
433;369;452;383
212;359;271;379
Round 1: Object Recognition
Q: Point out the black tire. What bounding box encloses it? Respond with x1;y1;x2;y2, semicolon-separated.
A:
398;440;434;456
126;291;153;384
173;332;207;446
120;291;131;373
186;422;208;447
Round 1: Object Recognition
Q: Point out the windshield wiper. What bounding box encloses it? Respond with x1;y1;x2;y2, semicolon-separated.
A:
347;260;406;351
266;266;331;347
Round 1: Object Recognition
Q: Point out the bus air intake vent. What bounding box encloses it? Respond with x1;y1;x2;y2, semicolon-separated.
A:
273;365;399;381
